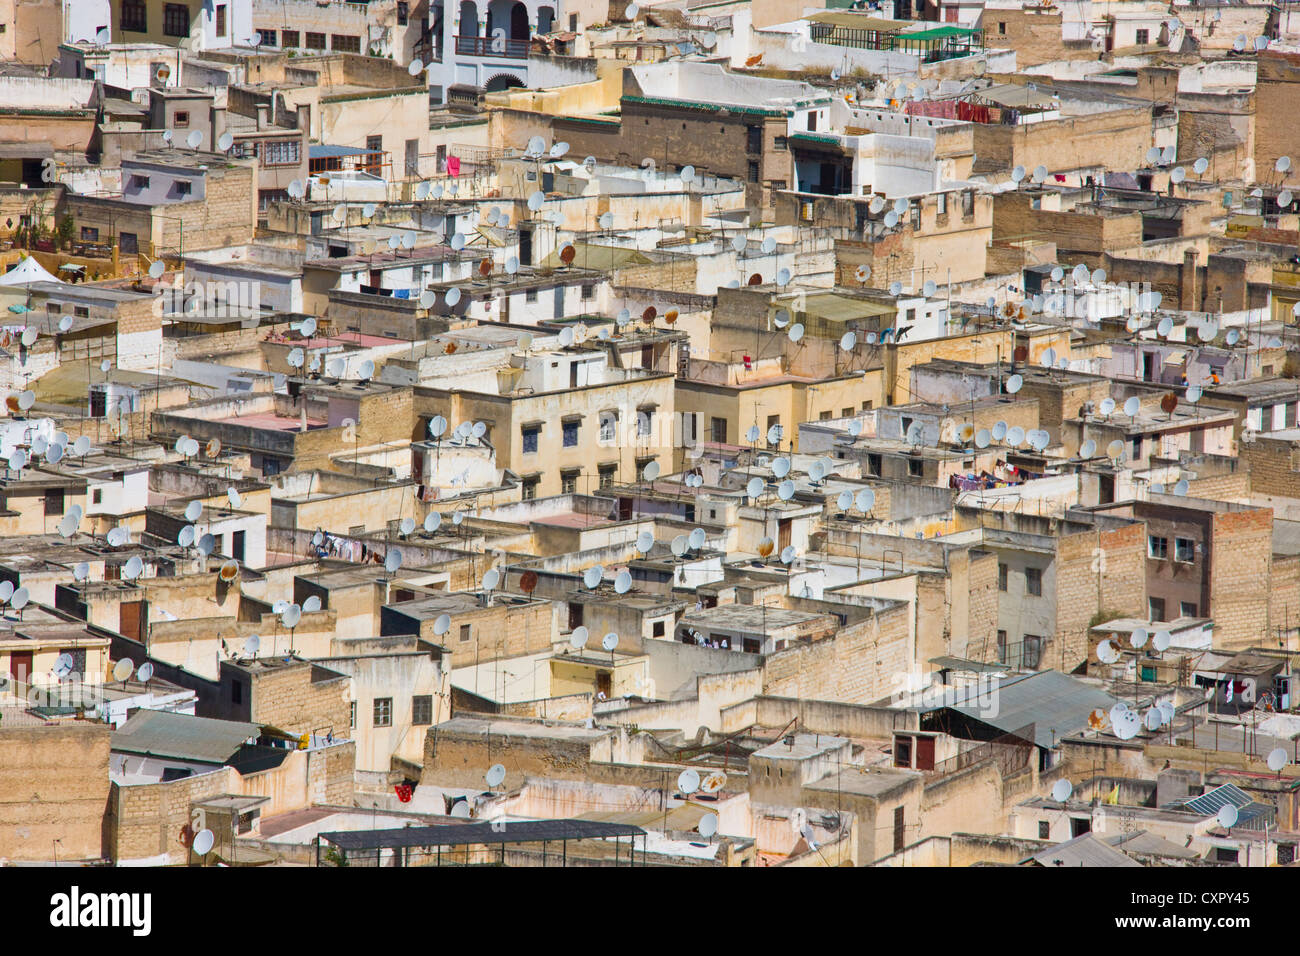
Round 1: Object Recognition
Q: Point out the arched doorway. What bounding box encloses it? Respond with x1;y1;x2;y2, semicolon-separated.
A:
484;73;524;92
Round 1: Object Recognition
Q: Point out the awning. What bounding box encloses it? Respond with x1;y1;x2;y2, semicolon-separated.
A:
805;11;909;30
1163;349;1188;366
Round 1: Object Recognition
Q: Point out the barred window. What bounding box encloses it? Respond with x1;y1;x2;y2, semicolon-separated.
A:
332;34;360;53
373;697;392;727
281;29;300;47
262;140;301;166
412;695;433;725
305;31;326;49
163;3;189;36
121;0;146;32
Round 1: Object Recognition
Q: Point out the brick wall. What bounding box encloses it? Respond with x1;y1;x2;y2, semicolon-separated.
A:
762;602;912;703
1255;52;1300;184
1209;506;1273;650
0;722;109;861
993;189;1145;258
1052;522;1146;671
246;664;352;737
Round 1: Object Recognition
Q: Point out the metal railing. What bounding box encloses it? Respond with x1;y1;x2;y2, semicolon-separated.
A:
455;35;529;59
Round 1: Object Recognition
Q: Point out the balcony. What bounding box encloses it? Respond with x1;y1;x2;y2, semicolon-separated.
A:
455;34;529;59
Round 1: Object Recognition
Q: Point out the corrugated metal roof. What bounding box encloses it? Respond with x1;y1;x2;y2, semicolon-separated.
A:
112;710;259;764
968;83;1057;110
1029;832;1141;867
928;670;1122;750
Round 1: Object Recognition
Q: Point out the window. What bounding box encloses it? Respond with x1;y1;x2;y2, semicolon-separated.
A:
807;112;818;132
44;488;64;516
350;701;356;727
1039;821;1050;839
1175;537;1195;563
1025;567;1042;596
598;464;616;489
1214;847;1238;864
774;136;788;151
746;125;762;153
92;488;103;505
231;680;243;704
80;227;99;242
257;28;276;46
911;203;921;231
961;190;974;217
121;0;146;32
522;477;539;500
581;283;594;300
561;420;580;447
459;624;471;642
281;29;299;47
412;695;433;725
998;563;1008;592
397;0;408;24
1180;601;1198;618
893;806;905;852
908;458;924;477
561;470;579;494
173;111;189;128
119;232;138;254
867;453;882;476
1149;597;1166;621
747;161;759;184
262;140;301;166
164;3;189;36
599;414;616;443
936;192;947;216
522;425;539;453
1148;535;1168;559
841;408;853;418
1071;817;1091;837
1135;28;1149;44
305;31;326;49
215;3;227;35
175;180;192;197
636;410;653;437
997;630;1008;662
373;698;392;727
525;288;538;303
332;34;360;52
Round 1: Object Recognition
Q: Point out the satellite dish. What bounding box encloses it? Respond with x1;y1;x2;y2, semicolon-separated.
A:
197;533;215;556
1099;397;1116;416
757;537;775;558
384;552;402;574
1106;439;1124;460
186;129;202;149
1079;439;1097;459
281;603;302;628
112;658;132;682
761;237;777;255
777;480;795;501
636;530;654;554
688;528;706;550
1130;626;1149;649
699;814;719;838
766;424;783;445
772;458;791;479
217;131;233;152
138;661;154;683
1217;805;1238;829
1144;708;1162;732
184;500;203;522
433;614;451;636
839;331;856;352
1011;165;1026;183
408;58;425;76
677;769;700;794
884;211;899;229
780;545;797;565
601;632;618;652
123;556;143;579
1193;157;1209;175
302;595;322;613
53;652;74;678
1051;779;1072;802
745;477;764;499
218;560;240;584
1006;374;1023;395
0;580;11;602
975;428;991;449
400;517;416;536
191;829;215;856
482;568;501;591
358;359;375;380
1032;165;1048;183
583;566;603;589
178;525;195;548
107;526;130;547
1006;426;1025;446
788;323;804;343
485;763;507;789
643;460;661;482
1173;478;1189;497
614;570;632;594
837;490;853;511
1268;748;1288;772
1123;396;1140;417
1153;629;1171;651
855;489;875;512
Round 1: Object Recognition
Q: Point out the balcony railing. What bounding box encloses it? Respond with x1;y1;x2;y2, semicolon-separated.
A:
455;34;529;59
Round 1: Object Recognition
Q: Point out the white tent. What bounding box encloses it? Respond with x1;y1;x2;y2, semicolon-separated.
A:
0;256;63;287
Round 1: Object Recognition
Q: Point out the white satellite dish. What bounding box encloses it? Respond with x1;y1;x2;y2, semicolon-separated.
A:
485;763;507;788
1268;748;1288;772
614;570;632;594
636;530;654;554
217;131;233;152
384;552;402;574
677;769;700;794
197;533;215;556
643;460;661;482
123;555;143;579
1123;396;1140;417
138;661;154;683
788;323;804;343
192;829;215;856
583;566;603;589
601;632;618;652
1051;779;1072;802
1106;439;1124;460
400;517;416;536
745;477;764;499
178;525;195;548
408;58;425;76
1079;439;1097;459
184;500;203;522
699;814;719;838
772;458;791;479
482;568;501;591
855;488;875;512
1130;626;1149;649
1096;638;1120;665
186;129;203;149
1153;629;1171;651
1006;374;1023;395
106;526;130;547
780;545;797;565
1217;805;1238;829
281;603;302;628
